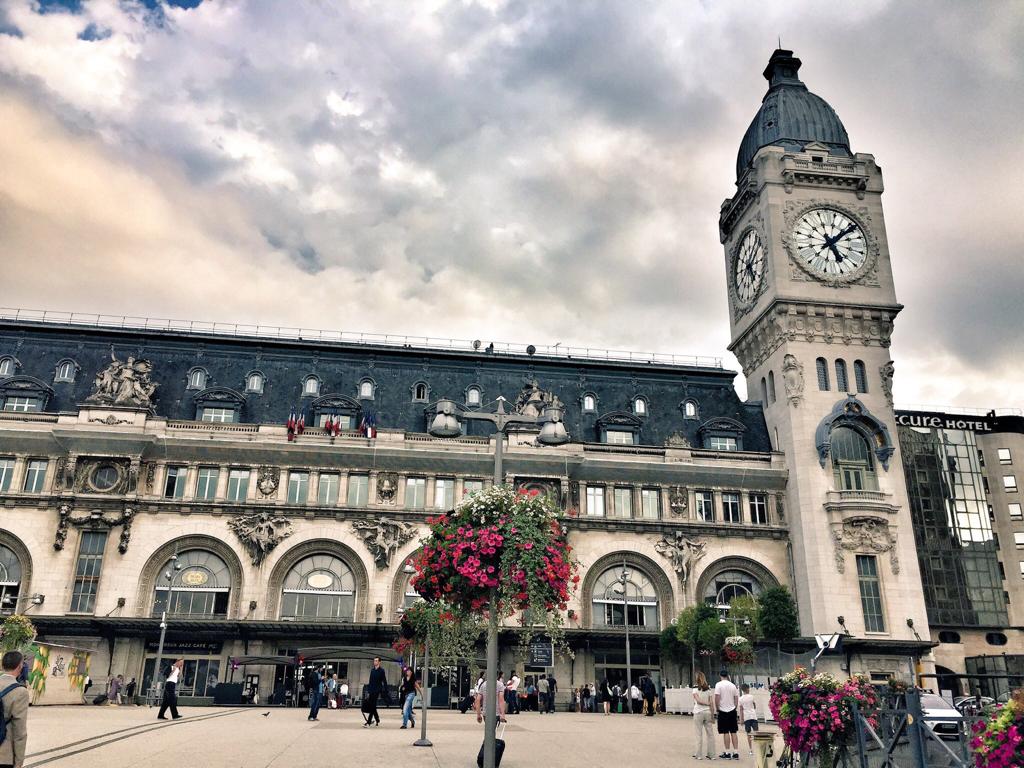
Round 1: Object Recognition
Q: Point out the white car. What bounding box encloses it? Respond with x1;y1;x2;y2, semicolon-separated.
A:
920;693;963;740
953;695;994;715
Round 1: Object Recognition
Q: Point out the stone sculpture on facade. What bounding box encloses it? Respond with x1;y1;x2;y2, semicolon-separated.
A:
84;351;158;408
376;472;398;504
782;353;804;407
228;511;293;566
352;518;417;569
879;361;895;407
256;466;280;497
668;487;688;517
654;531;707;585
53;504;135;553
832;516;899;575
513;379;558;418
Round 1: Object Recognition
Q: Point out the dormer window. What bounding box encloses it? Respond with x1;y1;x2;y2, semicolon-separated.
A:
633;397;648;417
596;411;642;445
412;382;429;402
245;371;264;394
358;379;375;400
0;358;13;377
54;360;77;383
582;393;597;413
303;376;321;397
193;387;246;424
0;376;53;414
466;386;482;407
697;417;747;452
187;368;208;390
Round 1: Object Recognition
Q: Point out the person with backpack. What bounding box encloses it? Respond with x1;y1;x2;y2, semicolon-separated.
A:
0;650;29;768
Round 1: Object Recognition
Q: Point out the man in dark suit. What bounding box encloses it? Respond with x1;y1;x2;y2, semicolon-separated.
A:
363;657;388;727
0;651;29;768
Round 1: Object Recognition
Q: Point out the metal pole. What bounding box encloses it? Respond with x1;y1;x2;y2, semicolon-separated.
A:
414;635;432;747
622;566;632;712
483;591;499;768
492;429;503;486
150;562;175;707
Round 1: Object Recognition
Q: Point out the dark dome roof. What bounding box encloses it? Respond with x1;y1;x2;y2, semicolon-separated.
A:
736;49;851;178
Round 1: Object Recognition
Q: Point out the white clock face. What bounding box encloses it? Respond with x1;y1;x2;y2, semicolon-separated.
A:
792;208;868;278
734;229;766;304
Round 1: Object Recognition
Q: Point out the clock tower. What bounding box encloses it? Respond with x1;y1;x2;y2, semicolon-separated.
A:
720;50;930;668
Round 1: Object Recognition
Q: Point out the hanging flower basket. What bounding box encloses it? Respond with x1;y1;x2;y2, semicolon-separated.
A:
0;614;36;653
722;636;755;665
392;599;483;665
412;485;579;642
971;689;1024;768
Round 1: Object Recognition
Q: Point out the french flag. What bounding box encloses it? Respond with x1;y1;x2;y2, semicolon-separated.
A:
360;411;376;439
286;409;296;442
323;414;333;435
297;410;306;435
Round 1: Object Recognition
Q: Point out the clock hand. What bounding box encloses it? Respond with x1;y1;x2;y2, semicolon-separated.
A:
828;243;844;263
824;224;856;247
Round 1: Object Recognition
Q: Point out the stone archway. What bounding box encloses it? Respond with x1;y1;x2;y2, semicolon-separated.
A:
580;550;676;630
389;547;422;617
136;535;245;619
693;555;781;606
265;539;370;623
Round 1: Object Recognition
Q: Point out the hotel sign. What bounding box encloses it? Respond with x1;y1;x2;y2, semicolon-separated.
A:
895;411;993;433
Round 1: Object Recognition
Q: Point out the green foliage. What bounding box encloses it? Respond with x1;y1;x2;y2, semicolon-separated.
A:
676;603;717;648
394;600;484;667
757;586;800;641
660;624;689;666
0;614;36;651
728;594;761;642
697;618;729;653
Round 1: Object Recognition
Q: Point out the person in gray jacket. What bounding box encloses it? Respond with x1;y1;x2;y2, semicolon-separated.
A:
0;651;29;768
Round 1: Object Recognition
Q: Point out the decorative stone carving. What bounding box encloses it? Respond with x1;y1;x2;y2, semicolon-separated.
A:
781;354;804;408
84;351;158;408
775;495;786;523
228;511;293;567
879;361;895;407
256;466;280;497
90;415;132;426
513;379;557;418
73;459;130;495
668;487;688;517
815;396;896;470
54;457;67;491
832;516;899;575
351;518;417;569
665;431;691;448
376;472;398;504
654;531;706;585
53;504;135;553
144;463;156;493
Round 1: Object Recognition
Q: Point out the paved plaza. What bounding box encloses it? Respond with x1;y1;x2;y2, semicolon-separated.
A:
22;705;779;768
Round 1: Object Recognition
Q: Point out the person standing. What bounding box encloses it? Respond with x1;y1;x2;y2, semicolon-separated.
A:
691;672;716;761
363;657;387;727
546;674;557;713
399;667;419;729
157;659;184;720
108;674;122;705
125;677;137;704
307;666;323;721
536;674;549;714
714;669;740;760
629;681;642;714
82;674;92;703
326;673;337;709
0;652;28;768
339;679;349;709
738;684;759;756
601;677;612;715
504;671;520;715
642;675;657;716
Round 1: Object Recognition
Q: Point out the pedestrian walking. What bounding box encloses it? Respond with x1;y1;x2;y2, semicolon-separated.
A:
307;666;323;721
691;672;716;761
362;657;388;727
525;680;537;711
546;674;557;713
339;679;349;709
581;682;592;712
504;671;521;715
642;675;657;716
714;669;740;760
82;674;92;703
157;659;184;720
108;674;122;705
738;684;759;756
125;677;137;703
601;677;613;715
326;673;338;709
536;674;549;713
0;651;29;768
629;681;642;714
472;669;507;724
399;667;420;729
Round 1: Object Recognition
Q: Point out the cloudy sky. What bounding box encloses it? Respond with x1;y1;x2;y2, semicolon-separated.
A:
1;0;1021;409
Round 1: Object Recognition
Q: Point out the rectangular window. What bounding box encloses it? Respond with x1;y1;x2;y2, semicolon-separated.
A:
195;467;219;500
1009;503;1023;521
200;407;236;423
0;458;13;492
347;473;369;506
2;396;42;412
1019;561;1024;578
708;436;738;451
983;476;991;494
857;555;886;632
69;531;108;614
164;466;186;499
641;488;660;519
1004;475;1018;493
1015;533;1024;549
287;471;309;504
405;477;426;509
695;491;715;522
605;430;635;445
226;469;249;502
318;473;339;505
613;487;632;518
463;479;484;497
434;478;455;509
999;448;1013;465
722;492;742;523
749;493;769;525
586;485;605;517
23;459;47;493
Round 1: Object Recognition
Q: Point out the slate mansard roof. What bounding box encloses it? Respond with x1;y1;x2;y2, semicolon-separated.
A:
0;317;772;452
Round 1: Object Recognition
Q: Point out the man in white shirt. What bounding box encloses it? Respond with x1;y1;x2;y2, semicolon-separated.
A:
629;682;642;714
505;672;521;715
157;658;184;720
339;680;350;708
714;670;740;759
738;684;759;756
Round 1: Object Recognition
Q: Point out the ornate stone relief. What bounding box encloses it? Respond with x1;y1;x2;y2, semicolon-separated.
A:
376;472;398;504
228;511;293;567
90;415;132;426
54;504;135;554
513;380;559;418
832;516;899;575
84;351;158;409
879;361;895;408
144;463;156;493
781;354;804;408
665;431;691;448
73;458;131;494
654;531;706;585
256;466;280;497
352;518;417;569
668;487;688;517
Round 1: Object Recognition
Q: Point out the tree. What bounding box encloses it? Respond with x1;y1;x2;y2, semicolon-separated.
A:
676;603;717;647
659;624;690;685
757;586;800;642
728;594;761;642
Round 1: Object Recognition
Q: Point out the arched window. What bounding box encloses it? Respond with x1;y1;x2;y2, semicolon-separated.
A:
760;378;768;404
303;376;321;396
835;359;849;393
187;368;208;390
683;400;699;419
0;358;13;377
582;393;597;413
466;386;482;407
280;554;356;621
831;426;878;491
153;550;231;617
402;573;422;610
854;360;868;394
0;545;23;614
245;372;264;394
633;397;647;416
704;569;763;606
816;358;830;391
768;371;776;403
412;382;428;402
591;566;659;629
54;360;76;383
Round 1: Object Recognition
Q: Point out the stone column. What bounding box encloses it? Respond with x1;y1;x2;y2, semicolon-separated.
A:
309;470;321;506
215;466;229;500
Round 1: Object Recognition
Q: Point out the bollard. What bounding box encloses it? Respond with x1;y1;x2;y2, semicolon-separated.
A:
753;732;776;768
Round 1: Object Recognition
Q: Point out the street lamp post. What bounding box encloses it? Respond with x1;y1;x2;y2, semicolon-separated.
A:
149;554;181;707
429;395;568;768
613;563;633;712
401;562;433;748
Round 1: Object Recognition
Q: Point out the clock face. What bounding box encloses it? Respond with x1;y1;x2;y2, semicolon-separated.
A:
792;207;868;278
733;229;766;305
